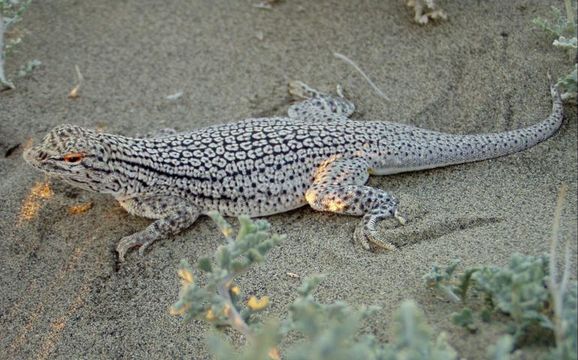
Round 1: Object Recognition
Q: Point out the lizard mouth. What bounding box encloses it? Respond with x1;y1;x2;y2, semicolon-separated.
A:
23;147;42;166
23;147;51;165
23;148;67;174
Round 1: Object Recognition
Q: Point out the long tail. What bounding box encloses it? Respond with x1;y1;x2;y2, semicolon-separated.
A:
375;84;564;175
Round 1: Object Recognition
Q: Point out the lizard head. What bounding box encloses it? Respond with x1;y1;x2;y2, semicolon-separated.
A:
23;124;121;194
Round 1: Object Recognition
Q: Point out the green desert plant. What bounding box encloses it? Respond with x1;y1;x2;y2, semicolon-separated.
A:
424;185;578;359
487;335;514;360
172;213;457;359
170;213;283;342
16;57;39;77
424;187;577;358
545;185;576;360
425;255;577;357
533;0;577;102
0;0;33;90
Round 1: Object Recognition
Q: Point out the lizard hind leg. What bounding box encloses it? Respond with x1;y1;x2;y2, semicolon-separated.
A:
287;80;356;120
305;157;405;251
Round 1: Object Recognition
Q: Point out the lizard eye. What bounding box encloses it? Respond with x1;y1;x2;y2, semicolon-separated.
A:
63;152;85;163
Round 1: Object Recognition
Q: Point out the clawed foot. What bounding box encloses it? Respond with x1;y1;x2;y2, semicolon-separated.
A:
289;80;348;100
288;80;321;99
354;210;406;251
116;231;159;262
354;224;397;251
394;210;406;225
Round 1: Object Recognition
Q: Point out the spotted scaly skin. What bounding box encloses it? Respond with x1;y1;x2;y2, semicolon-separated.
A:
23;81;564;261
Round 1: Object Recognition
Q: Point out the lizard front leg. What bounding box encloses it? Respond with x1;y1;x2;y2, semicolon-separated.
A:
116;196;199;261
305;156;405;251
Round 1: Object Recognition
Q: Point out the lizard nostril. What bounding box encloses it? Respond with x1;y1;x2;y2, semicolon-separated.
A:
38;151;48;160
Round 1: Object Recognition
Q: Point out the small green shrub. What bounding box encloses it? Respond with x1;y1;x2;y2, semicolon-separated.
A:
533;0;577;102
487;335;514;360
424;255;577;358
426;186;576;359
0;0;33;90
172;214;457;360
170;213;283;333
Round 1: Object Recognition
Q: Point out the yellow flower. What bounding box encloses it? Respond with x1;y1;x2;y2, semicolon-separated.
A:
177;268;194;285
169;303;190;316
205;309;216;321
222;226;233;238
268;347;281;360
230;285;241;295
247;296;270;311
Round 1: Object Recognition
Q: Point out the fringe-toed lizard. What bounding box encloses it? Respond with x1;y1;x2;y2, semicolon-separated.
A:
23;81;564;261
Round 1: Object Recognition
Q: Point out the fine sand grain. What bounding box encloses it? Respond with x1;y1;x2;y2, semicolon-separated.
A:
1;1;576;358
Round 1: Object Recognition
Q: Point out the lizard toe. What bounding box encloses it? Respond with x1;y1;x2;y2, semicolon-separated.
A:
138;238;158;257
116;231;156;262
354;223;397;252
288;80;319;99
116;234;139;262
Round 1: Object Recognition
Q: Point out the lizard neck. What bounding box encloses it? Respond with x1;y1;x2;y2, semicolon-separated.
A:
102;134;199;198
97;134;153;198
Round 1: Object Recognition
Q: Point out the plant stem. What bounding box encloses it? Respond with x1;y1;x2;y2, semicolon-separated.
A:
217;282;252;338
441;284;461;303
564;0;575;30
549;183;568;349
0;14;15;90
217;272;280;359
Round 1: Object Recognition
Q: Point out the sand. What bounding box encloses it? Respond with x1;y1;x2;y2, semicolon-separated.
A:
1;0;576;358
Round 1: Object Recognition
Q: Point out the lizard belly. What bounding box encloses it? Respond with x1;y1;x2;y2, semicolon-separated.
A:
222;200;308;218
193;192;309;218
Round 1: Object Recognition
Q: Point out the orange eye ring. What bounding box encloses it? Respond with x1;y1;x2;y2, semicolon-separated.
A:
63;152;85;163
